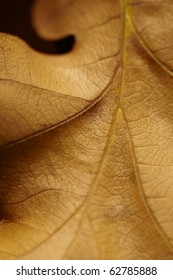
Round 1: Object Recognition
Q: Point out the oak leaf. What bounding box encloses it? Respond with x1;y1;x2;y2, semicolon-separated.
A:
0;0;173;259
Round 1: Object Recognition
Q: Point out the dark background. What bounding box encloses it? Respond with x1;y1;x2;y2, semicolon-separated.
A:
0;0;75;54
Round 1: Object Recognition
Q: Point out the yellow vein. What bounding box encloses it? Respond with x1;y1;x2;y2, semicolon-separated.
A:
83;0;128;201
127;7;173;77
60;0;129;256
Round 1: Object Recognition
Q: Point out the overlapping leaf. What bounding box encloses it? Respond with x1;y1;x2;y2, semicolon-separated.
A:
0;0;173;259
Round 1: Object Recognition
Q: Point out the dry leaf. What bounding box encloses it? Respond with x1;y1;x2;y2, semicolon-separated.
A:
0;0;173;259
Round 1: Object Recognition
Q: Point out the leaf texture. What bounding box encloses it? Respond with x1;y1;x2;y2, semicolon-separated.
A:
0;0;173;259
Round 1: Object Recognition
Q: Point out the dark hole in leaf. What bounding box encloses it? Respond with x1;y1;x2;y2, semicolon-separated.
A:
54;35;75;54
0;0;75;54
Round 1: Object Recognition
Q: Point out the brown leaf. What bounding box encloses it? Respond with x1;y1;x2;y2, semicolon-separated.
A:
0;0;173;259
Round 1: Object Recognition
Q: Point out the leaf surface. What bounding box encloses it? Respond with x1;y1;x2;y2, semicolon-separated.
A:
0;0;173;259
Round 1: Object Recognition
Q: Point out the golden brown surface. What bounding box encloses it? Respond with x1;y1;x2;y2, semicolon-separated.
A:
0;0;173;259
